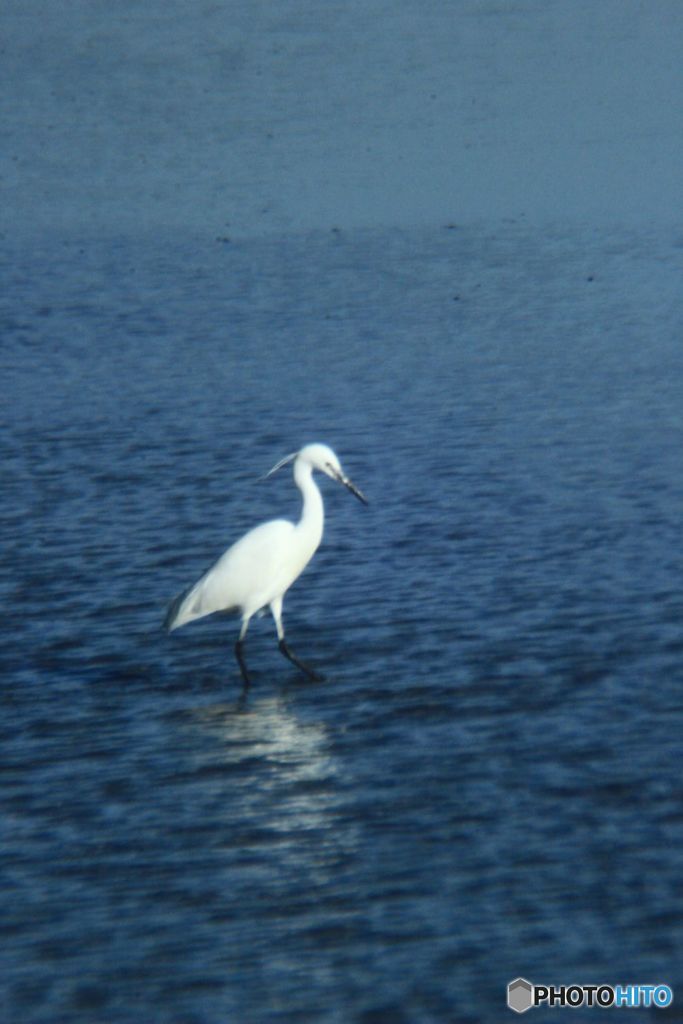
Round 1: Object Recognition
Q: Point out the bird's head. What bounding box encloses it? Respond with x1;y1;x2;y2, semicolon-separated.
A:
300;443;368;505
266;443;368;505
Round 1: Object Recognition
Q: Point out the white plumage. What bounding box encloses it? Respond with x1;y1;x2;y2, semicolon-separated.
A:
164;442;367;685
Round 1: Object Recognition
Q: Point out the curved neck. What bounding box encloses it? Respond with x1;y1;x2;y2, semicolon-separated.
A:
293;458;324;543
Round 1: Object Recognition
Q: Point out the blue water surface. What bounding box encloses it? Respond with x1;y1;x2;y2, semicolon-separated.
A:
2;224;683;1023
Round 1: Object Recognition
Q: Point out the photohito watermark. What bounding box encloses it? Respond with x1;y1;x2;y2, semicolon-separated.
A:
507;978;674;1013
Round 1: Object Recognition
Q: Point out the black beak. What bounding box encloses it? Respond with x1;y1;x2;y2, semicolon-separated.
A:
340;474;369;505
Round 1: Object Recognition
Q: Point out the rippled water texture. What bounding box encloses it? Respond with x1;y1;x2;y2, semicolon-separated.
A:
2;225;683;1022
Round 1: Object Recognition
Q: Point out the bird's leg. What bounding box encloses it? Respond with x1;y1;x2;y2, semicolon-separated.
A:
270;596;324;682
235;618;251;687
278;638;324;682
235;640;251;686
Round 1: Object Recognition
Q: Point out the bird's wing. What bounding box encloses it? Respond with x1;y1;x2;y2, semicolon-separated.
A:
208;518;296;611
165;519;296;630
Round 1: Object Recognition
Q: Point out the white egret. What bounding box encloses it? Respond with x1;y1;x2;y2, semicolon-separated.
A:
163;443;368;685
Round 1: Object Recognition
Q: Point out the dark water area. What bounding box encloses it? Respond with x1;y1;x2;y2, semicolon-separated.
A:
2;224;683;1022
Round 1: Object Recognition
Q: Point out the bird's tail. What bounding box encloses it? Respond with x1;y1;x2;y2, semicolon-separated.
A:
163;582;198;632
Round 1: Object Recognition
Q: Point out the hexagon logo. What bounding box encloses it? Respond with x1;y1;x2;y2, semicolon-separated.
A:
508;978;534;1013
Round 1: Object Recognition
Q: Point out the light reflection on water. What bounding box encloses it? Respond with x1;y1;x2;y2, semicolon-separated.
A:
185;698;362;903
189;696;339;810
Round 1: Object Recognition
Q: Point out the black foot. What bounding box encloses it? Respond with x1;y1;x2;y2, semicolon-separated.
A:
278;639;324;682
235;640;251;687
